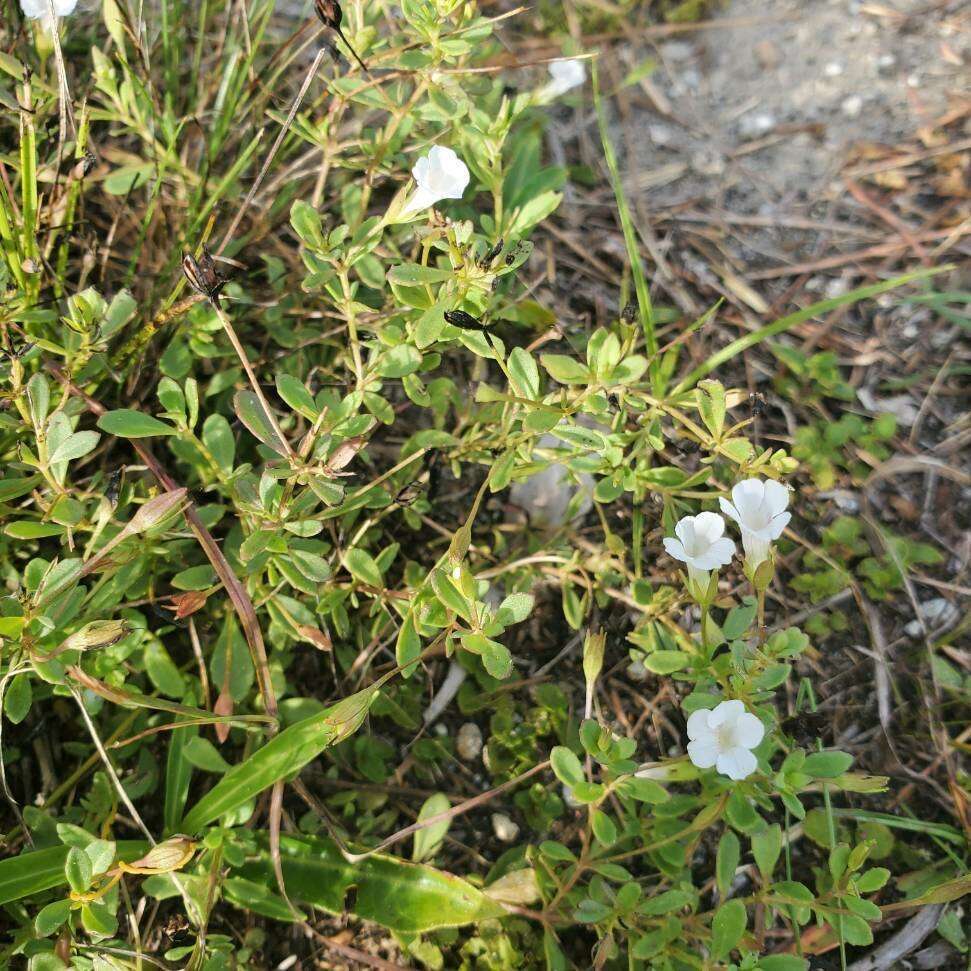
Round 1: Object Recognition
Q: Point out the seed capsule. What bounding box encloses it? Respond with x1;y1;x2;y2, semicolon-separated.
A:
444;309;486;331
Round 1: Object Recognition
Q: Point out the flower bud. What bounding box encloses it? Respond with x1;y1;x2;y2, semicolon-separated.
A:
61;619;131;653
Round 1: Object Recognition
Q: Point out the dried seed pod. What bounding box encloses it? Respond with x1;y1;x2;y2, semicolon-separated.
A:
444;309;487;331
314;0;342;29
120;836;196;874
314;0;368;72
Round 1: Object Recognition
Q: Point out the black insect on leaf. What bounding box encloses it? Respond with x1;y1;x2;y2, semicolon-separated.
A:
444;309;488;332
314;0;368;73
181;247;224;304
479;238;504;268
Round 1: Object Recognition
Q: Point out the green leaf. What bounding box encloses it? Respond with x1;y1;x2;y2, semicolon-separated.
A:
97;409;176;438
716;830;740;899
539;354;590;385
461;633;512;679
233;390;289;456
48;430;100;465
228;833;503;932
4;674;32;725
710;898;746;960
163;718;197;835
276;373;318;419
757;958;808;971
34;899;71;937
412;793;450;862
64;847;92;894
144;641;186;698
342;548;383;588
387;264;453;286
0;842;137;904
202;414;235;472
550;746;584;787
181;687;380;833
642;650;689;674
396;614;422;677
803;750;854;778
508;347;540;399
378;345;422;378
751;824;782;883
184;736;232;773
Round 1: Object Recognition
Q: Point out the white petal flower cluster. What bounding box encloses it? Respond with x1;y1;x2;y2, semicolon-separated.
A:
402;146;470;217
664;478;790;580
660;479;790;781
687;700;765;781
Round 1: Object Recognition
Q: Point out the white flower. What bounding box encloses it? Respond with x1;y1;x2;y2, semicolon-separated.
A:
687;700;765;781
720;479;791;570
663;512;735;589
403;146;470;216
545;58;586;97
21;0;76;22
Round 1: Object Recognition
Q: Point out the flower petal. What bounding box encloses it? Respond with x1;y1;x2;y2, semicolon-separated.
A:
674;516;696;549
767;510;791;540
693;511;726;544
731;479;766;519
719;497;741;525
686;708;712;740
717;747;758;781
763;479;790;516
734;712;765;748
709;699;745;728
688;737;720;769
691;536;735;570
662;536;687;563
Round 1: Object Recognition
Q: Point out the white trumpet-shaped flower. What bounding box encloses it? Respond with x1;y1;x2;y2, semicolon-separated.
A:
402;146;470;217
663;512;735;590
21;0;77;22
720;478;790;570
687;700;765;781
544;58;587;98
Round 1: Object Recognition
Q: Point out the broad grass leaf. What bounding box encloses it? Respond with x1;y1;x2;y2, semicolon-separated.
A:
180;687;380;833
228;834;504;932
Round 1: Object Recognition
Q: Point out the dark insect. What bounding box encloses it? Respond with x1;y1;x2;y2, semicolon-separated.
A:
444;309;488;332
105;468;123;506
780;710;830;747
479;238;504;267
621;300;637;324
314;0;368;73
749;392;766;418
181;247;224;303
159;912;191;946
392;481;423;507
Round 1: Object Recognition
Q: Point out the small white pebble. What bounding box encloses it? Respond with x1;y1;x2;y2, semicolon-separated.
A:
562;784;583;809
491;813;520;843
627;660;649;683
456;722;483;761
824;61;844;77
841;95;863;118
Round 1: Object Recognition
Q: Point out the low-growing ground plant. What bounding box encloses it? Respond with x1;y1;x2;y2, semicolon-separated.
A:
0;0;966;969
